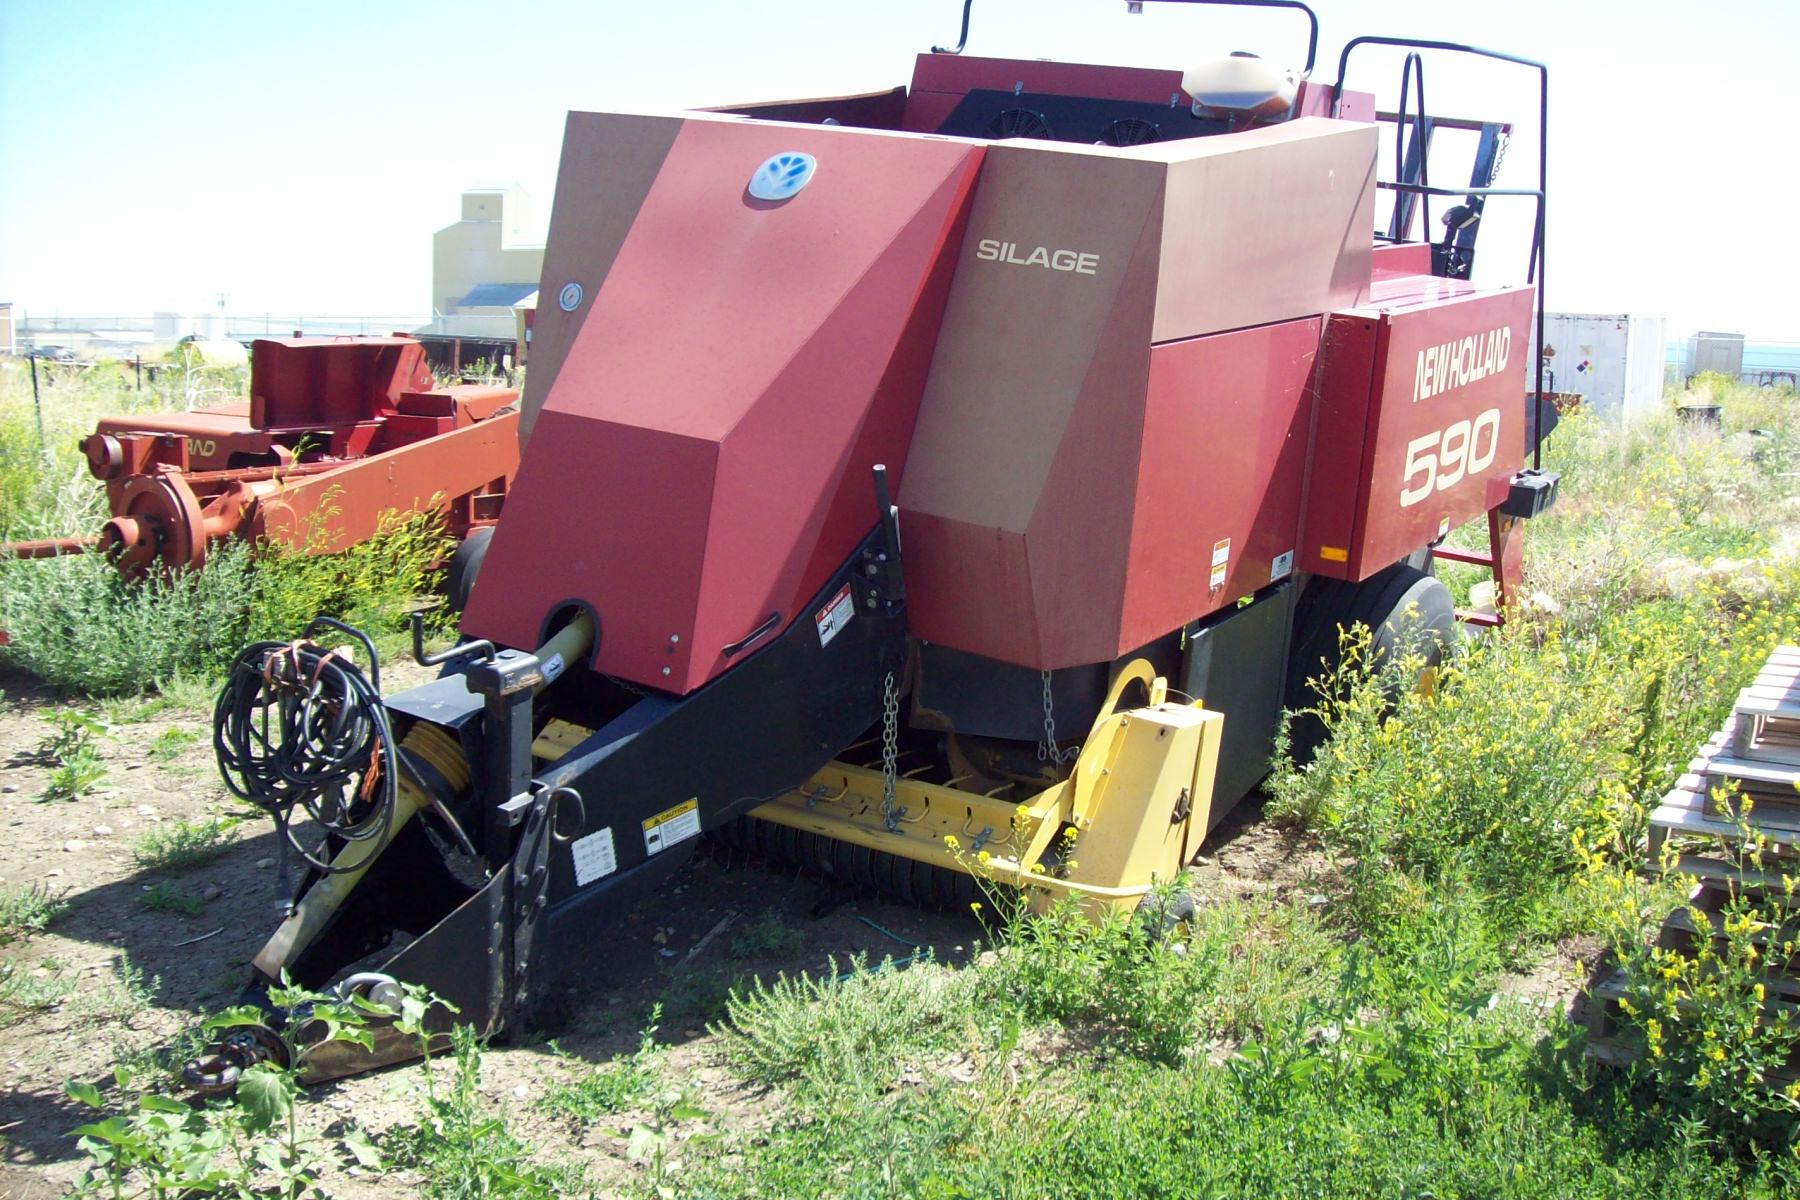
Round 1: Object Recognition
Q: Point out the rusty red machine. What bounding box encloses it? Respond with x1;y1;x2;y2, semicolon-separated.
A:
4;335;518;580
195;0;1558;1084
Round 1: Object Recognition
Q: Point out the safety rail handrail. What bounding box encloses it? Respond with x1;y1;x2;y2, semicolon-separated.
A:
1332;35;1549;469
1394;52;1429;240
1374;111;1509;136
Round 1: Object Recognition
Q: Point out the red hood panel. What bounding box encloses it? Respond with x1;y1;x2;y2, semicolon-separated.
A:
462;115;981;691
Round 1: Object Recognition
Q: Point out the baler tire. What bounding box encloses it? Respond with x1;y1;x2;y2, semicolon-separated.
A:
1284;563;1455;762
446;526;495;614
1136;887;1197;944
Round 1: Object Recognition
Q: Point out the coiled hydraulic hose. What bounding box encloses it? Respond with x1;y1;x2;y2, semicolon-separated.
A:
213;634;400;876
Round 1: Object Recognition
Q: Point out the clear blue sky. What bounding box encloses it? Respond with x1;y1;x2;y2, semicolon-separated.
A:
2;0;1796;337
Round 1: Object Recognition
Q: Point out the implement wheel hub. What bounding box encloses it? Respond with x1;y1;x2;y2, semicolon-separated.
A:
102;469;208;580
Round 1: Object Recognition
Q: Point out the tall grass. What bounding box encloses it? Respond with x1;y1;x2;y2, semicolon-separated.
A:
0;358;450;697
0;512;448;697
0;357;189;541
693;893;1783;1198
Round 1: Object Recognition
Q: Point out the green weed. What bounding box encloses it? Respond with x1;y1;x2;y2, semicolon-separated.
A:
34;708;108;801
77;952;159;1026
0;958;78;1027
65;980;380;1199
385;1025;589;1199
537;1004;665;1125
133;815;240;873
1581;803;1800;1152
146;725;201;762
0;882;68;944
0;356;193;542
718;954;978;1100
139;881;205;917
100;672;225;723
0;509;448;698
727;909;806;960
655;961;739;1025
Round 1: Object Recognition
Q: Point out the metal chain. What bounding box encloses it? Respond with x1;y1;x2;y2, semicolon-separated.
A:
1038;669;1077;764
880;671;900;831
1491;130;1510;182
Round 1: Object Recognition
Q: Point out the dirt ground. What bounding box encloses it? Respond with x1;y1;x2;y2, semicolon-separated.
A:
0;664;1585;1199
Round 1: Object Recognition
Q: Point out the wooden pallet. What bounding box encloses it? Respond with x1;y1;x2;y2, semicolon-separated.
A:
1649;782;1800;845
1670;852;1800;898
1733;645;1800;764
1589;646;1800;1080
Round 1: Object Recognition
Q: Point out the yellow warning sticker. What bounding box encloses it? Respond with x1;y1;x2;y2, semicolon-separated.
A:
642;797;701;855
1209;537;1231;592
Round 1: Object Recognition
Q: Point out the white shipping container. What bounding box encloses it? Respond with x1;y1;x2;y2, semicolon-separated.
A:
1527;313;1667;420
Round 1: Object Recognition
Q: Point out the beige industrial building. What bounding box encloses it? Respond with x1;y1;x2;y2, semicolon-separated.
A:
416;186;545;367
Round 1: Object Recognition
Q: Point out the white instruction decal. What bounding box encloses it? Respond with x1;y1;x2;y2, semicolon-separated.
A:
815;583;854;647
1209;537;1231;592
570;826;617;887
643;797;702;855
541;653;566;684
1271;550;1294;581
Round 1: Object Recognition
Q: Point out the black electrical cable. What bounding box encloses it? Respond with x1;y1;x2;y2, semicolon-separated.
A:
213;639;399;875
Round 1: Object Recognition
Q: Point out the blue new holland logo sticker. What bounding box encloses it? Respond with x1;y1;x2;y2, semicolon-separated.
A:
748;152;817;201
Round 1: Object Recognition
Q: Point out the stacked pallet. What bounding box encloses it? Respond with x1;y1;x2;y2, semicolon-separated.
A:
1583;645;1800;1073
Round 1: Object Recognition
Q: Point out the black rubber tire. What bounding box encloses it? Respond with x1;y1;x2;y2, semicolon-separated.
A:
1135;888;1197;944
446;526;495;614
1284;562;1455;762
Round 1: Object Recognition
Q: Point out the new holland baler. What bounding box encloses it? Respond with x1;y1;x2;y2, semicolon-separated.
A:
194;0;1556;1084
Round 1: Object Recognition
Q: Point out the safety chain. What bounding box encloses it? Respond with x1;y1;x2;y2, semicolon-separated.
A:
1038;669;1078;764
880;671;901;831
1491;130;1510;182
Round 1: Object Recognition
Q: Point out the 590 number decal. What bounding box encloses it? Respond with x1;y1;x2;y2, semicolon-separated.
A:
1399;408;1500;508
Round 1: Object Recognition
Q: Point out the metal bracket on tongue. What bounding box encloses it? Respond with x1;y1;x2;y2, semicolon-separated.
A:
858;464;907;617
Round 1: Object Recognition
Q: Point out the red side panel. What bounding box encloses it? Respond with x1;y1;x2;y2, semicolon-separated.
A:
1293;82;1376;122
1120;318;1320;649
1302;312;1380;575
249;337;433;430
1303;284;1536;580
1371;241;1433;280
899;144;1169;670
902;120;1372;670
461;116;983;692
